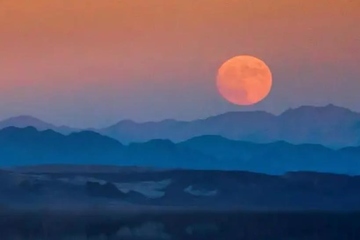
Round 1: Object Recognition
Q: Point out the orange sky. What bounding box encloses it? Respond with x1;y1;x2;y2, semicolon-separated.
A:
0;0;359;127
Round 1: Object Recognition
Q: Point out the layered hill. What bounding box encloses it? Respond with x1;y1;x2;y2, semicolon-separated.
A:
1;127;360;174
2;105;360;147
99;104;360;147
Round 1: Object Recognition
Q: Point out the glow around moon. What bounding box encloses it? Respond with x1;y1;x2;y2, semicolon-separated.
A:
216;55;272;105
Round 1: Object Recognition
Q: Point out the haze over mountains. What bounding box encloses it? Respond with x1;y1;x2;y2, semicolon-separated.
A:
1;104;360;216
1;105;360;147
0;115;76;135
99;104;360;147
1;126;360;175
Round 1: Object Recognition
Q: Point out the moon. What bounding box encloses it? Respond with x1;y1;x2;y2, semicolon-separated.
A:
216;55;272;105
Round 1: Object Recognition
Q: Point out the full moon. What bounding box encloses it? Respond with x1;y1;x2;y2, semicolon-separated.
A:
216;55;272;105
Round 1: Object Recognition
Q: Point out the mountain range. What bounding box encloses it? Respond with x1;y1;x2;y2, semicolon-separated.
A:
1;127;360;174
0;115;77;134
1;104;360;147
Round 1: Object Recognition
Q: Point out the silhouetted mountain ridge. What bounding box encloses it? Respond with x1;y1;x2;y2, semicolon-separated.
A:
1;127;360;174
0;116;77;134
3;105;360;146
0;127;212;169
99;104;360;146
0;127;124;166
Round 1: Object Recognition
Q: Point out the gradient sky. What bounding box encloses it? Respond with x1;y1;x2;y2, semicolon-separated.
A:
0;0;359;127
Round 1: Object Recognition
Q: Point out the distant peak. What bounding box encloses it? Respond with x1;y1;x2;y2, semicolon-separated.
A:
281;104;354;115
325;103;336;108
0;115;55;129
3;115;43;122
114;119;137;126
1;126;37;131
69;130;104;138
203;110;275;122
322;104;349;111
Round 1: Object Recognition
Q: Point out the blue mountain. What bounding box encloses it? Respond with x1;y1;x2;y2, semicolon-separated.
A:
1;127;360;175
99;104;360;147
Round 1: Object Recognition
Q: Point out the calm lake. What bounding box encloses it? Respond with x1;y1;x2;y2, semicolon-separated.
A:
1;210;360;240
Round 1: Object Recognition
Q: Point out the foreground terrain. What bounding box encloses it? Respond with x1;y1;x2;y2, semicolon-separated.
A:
2;166;360;239
1;166;360;210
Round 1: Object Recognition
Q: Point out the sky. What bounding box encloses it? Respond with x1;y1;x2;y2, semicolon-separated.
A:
0;0;359;128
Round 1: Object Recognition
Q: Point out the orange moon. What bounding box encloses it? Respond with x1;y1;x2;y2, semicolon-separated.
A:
216;55;272;105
